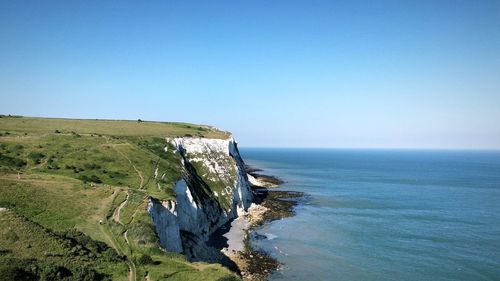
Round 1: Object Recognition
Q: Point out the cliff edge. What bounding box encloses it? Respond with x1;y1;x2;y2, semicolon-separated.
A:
149;137;253;262
0;116;244;280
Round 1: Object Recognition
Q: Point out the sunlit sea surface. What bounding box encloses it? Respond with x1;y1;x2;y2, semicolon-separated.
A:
240;148;500;281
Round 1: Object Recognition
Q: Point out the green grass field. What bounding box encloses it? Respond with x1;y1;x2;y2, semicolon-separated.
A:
0;116;229;138
0;116;239;281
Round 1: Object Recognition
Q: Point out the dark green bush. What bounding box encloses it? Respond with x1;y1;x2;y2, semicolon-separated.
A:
5;229;19;242
102;248;123;262
28;152;45;164
0;258;109;281
0;154;27;168
39;264;72;280
216;276;241;281
137;254;153;265
84;163;101;170
13;144;24;150
0;261;37;281
90;175;102;183
0;249;11;256
78;175;102;183
71;266;103;281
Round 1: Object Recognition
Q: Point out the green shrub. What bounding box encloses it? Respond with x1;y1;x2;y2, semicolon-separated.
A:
13;144;24;150
5;229;19;242
84;163;101;170
137;254;153;265
0;258;109;281
39;264;72;280
216;276;241;281
102;248;123;262
71;266;104;281
28;152;45;164
0;154;27;168
0;249;11;256
78;175;102;183
90;175;102;183
0;263;37;281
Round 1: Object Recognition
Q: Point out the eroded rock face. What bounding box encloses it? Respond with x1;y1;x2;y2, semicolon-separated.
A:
147;198;183;253
148;137;253;261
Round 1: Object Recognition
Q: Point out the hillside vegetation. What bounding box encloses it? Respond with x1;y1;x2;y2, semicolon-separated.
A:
0;116;238;281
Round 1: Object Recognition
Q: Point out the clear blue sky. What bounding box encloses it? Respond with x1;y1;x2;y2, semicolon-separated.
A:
1;1;499;149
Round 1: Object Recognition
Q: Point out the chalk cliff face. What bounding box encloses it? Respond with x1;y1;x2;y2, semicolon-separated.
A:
148;137;252;261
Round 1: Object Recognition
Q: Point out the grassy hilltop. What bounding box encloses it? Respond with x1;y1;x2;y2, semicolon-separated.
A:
0;116;238;281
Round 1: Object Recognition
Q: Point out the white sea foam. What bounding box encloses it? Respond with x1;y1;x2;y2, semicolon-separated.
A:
265;233;278;240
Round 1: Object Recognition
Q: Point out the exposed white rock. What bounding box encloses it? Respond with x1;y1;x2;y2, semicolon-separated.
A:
171;180;198;211
247;173;259;186
170;136;253;212
147;199;183;252
170;137;231;155
247;172;280;188
149;136;253;260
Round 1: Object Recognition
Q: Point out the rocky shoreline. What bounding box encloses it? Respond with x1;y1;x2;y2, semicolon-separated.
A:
247;167;284;188
222;166;304;281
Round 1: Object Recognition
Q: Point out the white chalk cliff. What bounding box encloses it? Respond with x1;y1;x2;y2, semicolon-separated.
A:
148;137;253;261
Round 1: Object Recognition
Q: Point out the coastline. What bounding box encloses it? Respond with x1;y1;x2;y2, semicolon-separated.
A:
221;166;303;280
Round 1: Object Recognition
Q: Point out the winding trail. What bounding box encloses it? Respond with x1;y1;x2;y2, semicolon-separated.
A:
95;187;136;281
140;157;161;190
124;230;130;245
106;139;145;189
128;261;137;281
112;191;129;224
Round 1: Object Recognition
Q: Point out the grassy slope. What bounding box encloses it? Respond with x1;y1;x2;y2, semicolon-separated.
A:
0;209;128;280
0;116;238;281
0;116;229;138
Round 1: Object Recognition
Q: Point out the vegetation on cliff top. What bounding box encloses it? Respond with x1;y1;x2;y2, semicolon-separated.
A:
0;116;239;281
0;116;230;139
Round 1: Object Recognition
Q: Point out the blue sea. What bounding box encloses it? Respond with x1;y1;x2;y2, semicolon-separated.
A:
240;148;500;281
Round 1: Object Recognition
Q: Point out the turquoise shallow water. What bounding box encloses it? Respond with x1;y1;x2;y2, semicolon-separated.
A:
240;149;500;281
